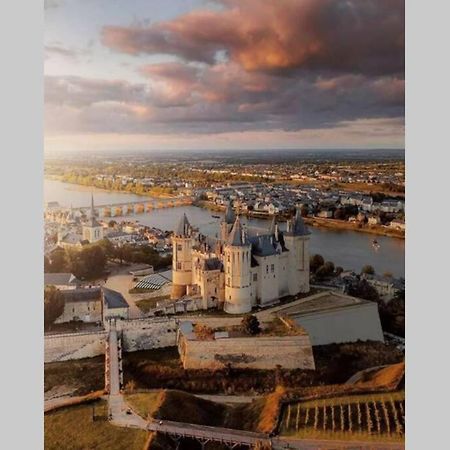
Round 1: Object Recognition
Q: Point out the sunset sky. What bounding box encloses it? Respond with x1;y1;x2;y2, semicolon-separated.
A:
44;0;405;152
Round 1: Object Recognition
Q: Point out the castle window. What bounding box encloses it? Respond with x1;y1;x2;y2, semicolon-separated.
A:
253;273;257;282
176;262;182;270
177;244;182;251
271;264;275;273
227;254;230;263
266;265;269;274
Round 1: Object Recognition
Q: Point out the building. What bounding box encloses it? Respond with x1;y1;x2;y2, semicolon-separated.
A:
271;291;384;346
55;287;103;324
177;319;315;370
362;274;404;302
102;287;130;320
44;272;81;290
82;194;104;243
171;206;310;314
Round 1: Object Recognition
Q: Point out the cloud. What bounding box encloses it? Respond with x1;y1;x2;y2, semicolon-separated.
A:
46;0;404;145
45;68;404;135
102;0;404;76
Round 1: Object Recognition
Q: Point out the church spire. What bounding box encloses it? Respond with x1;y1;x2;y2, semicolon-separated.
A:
90;193;95;218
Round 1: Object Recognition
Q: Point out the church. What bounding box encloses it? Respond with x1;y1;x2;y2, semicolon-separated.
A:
171;206;310;314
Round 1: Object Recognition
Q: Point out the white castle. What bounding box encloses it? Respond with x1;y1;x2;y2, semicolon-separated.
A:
171;206;310;314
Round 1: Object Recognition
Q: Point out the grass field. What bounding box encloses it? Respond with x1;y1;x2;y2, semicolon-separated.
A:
45;356;105;397
45;400;149;450
125;388;284;434
280;390;405;442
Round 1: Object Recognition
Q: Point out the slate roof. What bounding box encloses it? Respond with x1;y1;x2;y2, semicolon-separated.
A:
285;209;310;236
61;287;101;303
44;273;79;286
175;213;192;237
224;204;236;224
102;287;129;309
227;217;249;246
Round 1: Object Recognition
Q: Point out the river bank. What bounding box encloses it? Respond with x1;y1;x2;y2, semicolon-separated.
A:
44;176;178;200
194;200;405;240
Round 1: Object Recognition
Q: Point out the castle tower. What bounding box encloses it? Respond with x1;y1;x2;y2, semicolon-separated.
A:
223;217;252;314
82;194;103;243
283;208;310;295
171;213;194;299
220;203;235;242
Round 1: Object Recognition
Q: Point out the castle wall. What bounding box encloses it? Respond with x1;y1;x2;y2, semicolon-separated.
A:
179;334;315;370
44;331;107;362
45;317;178;362
278;252;289;297
254;254;280;306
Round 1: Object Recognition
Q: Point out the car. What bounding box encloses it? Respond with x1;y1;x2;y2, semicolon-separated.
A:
159;420;163;425
126;409;132;415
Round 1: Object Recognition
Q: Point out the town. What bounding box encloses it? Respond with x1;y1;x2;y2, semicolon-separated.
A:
45;162;405;449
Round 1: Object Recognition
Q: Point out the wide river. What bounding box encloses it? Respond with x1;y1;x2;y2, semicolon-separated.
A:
44;179;405;277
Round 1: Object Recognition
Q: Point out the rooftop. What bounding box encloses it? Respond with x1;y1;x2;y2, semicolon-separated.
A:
273;291;372;318
102;287;129;309
44;272;79;286
61;287;101;303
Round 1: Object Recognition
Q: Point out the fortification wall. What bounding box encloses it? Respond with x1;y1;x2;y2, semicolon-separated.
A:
44;331;107;363
118;317;178;352
45;317;178;362
180;334;315;370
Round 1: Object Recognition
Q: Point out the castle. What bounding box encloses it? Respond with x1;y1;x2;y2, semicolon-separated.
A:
171;206;310;314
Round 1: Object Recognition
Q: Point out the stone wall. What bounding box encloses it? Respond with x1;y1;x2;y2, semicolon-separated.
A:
45;317;177;362
117;317;178;352
45;331;107;363
179;334;315;370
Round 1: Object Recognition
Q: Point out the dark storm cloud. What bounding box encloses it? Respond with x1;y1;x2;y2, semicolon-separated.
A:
45;0;404;137
102;0;404;76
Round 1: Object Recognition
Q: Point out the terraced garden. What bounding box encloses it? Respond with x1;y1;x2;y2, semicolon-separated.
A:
280;391;405;442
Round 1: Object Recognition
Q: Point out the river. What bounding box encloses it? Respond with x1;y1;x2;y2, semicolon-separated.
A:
44;179;405;277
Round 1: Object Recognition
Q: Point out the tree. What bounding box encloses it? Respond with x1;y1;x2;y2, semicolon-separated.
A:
47;247;68;273
310;254;325;273
361;264;375;275
44;286;64;329
347;279;379;302
334;208;346;220
323;261;335;274
67;244;107;280
241;314;261;335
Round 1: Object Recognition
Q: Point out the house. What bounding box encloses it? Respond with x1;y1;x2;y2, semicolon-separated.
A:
102;287;129;320
368;216;381;225
55;287;103;324
389;219;406;231
317;210;333;218
44;273;81;290
54;286;129;324
362;274;404;302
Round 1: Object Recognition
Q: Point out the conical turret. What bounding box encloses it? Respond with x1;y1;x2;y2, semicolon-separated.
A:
227;217;249;246
224;203;236;224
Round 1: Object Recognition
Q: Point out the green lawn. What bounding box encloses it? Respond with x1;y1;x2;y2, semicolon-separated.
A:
45;400;149;450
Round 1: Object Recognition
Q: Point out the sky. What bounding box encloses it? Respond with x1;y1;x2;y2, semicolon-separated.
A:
44;0;405;152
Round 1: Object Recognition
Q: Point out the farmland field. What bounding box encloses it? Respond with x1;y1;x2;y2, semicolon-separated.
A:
280;391;405;442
